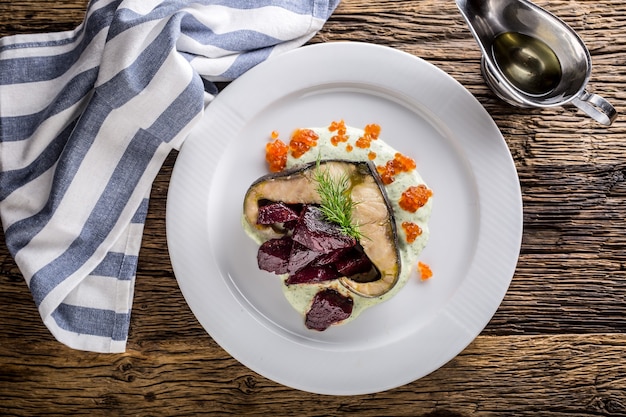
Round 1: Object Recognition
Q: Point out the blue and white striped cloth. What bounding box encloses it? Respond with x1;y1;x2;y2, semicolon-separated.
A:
0;0;339;353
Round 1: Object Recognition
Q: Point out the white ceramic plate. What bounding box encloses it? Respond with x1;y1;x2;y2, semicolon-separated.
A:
166;42;522;395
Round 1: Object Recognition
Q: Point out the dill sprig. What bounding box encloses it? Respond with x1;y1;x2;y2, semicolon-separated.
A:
313;159;362;239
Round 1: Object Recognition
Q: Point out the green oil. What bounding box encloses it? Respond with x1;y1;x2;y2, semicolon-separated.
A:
492;31;562;95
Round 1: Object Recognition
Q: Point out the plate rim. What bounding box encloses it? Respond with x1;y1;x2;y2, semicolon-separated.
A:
166;41;523;395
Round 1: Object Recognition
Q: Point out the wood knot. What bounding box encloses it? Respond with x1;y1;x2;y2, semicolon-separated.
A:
236;375;257;394
114;358;138;382
590;395;626;413
606;168;626;196
604;397;626;413
118;361;133;372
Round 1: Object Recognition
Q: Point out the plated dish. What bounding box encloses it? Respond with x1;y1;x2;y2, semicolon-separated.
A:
166;42;523;395
242;122;434;331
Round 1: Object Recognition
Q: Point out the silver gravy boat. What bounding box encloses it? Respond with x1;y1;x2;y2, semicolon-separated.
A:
456;0;617;126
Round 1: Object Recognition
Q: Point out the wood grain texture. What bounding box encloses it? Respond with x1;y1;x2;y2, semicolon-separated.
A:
3;333;626;416
2;0;626;415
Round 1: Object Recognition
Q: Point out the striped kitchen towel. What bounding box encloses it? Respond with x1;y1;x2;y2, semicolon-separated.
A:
0;0;339;353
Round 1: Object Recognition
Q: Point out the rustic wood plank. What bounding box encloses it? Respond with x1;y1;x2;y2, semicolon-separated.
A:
3;334;626;416
2;0;626;415
0;1;89;35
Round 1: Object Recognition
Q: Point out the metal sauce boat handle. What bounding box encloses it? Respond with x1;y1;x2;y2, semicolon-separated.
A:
571;90;618;126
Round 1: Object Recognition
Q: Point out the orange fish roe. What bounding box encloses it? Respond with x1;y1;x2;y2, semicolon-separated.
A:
364;123;381;139
331;134;348;146
265;139;288;172
401;221;422;243
418;262;433;281
328;119;345;133
289;128;319;158
346;144;353;152
271;130;280;139
329;119;348;146
399;184;433;213
355;136;370;149
355;123;381;149
368;151;376;160
376;165;393;184
376;152;417;185
393;152;415;171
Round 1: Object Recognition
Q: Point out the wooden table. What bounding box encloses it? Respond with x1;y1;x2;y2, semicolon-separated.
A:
2;0;626;415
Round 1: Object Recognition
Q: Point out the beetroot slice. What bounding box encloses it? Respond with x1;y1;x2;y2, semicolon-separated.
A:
257;202;300;225
311;247;352;267
334;246;373;276
292;205;356;253
286;264;341;285
305;289;353;331
257;236;293;274
287;242;322;274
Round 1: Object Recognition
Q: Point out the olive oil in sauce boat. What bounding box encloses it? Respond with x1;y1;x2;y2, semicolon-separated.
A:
456;0;617;126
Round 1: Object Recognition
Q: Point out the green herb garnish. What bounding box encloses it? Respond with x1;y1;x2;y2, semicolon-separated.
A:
313;159;362;239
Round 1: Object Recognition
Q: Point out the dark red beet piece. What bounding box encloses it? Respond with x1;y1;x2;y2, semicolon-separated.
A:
282;219;298;230
257;236;293;274
286;265;341;285
257;202;299;225
311;247;352;266
292;205;356;253
305;289;353;331
287;242;322;274
334;247;373;276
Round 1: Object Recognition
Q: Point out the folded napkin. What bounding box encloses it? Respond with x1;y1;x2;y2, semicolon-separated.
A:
0;0;339;353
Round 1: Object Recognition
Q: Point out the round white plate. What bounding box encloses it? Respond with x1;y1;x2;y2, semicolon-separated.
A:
166;42;522;395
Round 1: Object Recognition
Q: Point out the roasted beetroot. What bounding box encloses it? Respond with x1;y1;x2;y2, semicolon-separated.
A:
305;288;354;331
256;202;380;289
292;205;356;253
257;236;292;274
255;201;375;331
311;247;352;266
287;242;322;274
286;265;341;285
257;202;300;225
334;247;373;277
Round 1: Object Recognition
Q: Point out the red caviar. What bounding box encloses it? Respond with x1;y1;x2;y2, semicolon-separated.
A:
376;152;417;185
329;120;348;146
364;123;381;139
355;123;381;149
328;119;345;132
289;128;319;158
418;262;433;281
401;221;422;243
331;135;348;146
355;136;372;149
399;184;432;213
265;138;288;172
